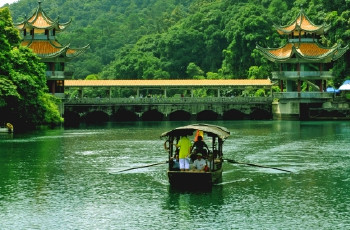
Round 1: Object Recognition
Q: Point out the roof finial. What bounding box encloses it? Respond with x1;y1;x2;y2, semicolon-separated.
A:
38;0;42;5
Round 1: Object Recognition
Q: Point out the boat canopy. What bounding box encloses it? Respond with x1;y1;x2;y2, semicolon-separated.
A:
161;124;230;141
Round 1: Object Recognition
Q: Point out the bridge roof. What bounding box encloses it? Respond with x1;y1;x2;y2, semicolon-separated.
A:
65;79;273;87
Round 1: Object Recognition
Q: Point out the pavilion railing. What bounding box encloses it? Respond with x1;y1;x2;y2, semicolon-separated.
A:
46;71;65;79
273;92;334;99
271;71;333;79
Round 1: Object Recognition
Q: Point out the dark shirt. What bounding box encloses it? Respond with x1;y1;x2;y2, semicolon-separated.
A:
193;140;208;152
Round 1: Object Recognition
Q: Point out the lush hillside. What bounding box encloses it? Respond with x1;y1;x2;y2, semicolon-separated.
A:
8;0;193;78
7;0;350;85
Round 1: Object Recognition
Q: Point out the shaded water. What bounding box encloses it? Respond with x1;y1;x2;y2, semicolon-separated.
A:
1;121;350;229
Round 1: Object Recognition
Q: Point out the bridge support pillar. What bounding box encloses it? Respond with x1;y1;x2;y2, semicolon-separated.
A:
272;101;300;120
164;113;169;121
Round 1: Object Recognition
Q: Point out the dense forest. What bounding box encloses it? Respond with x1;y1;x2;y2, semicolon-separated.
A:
5;0;350;85
1;0;350;127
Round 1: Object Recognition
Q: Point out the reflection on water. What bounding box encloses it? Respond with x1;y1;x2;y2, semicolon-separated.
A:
1;121;350;229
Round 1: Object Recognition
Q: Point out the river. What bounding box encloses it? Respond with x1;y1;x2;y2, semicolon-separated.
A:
0;121;350;229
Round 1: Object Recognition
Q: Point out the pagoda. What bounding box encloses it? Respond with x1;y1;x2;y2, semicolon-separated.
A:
15;1;89;98
257;10;348;120
257;9;348;93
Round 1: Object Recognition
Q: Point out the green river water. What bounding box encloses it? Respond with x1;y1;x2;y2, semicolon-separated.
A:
0;121;350;229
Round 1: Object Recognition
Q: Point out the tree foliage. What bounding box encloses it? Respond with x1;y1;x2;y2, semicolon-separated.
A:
6;0;350;85
0;7;62;129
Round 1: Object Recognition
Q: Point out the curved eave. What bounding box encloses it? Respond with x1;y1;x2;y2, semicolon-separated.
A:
274;10;330;36
16;19;71;32
38;49;68;58
256;44;292;62
295;43;348;62
257;43;348;63
39;45;85;59
58;19;72;31
15;22;25;30
332;45;349;61
66;44;90;59
22;39;89;59
26;40;67;58
275;25;330;36
294;46;333;62
14;3;71;32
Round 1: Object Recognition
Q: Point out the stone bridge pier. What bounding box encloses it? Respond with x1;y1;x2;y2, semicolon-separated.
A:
63;97;273;124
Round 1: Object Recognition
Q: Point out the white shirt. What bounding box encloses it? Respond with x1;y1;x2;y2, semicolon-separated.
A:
193;158;206;170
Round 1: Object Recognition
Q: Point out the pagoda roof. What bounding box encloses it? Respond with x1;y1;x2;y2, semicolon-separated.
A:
274;10;330;35
15;1;71;32
256;43;349;63
21;40;89;59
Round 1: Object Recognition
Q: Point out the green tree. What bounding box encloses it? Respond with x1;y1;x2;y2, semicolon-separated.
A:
247;66;269;79
324;10;350;85
186;62;204;78
222;3;273;78
0;7;62;129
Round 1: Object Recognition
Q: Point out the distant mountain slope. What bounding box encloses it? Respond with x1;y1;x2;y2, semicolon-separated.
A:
9;0;194;78
7;0;350;83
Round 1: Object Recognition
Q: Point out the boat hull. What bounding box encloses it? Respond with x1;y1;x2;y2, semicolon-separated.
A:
168;168;222;189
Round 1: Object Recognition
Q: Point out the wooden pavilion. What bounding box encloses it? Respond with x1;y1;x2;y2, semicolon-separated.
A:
15;1;89;98
257;9;348;93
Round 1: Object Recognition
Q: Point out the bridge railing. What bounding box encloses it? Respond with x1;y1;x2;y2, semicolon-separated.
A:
64;96;273;105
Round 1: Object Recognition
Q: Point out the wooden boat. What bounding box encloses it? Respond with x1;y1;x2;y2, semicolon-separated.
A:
0;123;14;133
161;124;230;189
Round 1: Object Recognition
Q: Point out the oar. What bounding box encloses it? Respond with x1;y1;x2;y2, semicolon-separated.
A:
113;161;168;173
223;158;292;173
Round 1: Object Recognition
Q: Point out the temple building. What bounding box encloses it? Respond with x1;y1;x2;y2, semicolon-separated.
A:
15;1;89;98
257;10;348;119
257;9;348;93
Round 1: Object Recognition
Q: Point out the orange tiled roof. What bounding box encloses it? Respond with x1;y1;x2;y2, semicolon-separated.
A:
15;2;70;31
28;12;51;28
281;14;318;32
256;42;348;62
15;2;89;60
258;10;348;63
21;40;86;59
24;40;62;55
275;10;329;35
266;43;332;59
65;79;273;87
21;40;30;46
298;43;331;56
268;44;293;59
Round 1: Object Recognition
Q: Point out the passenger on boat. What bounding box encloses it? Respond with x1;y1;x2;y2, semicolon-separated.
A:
191;135;209;161
170;154;180;171
192;153;207;172
176;135;192;171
